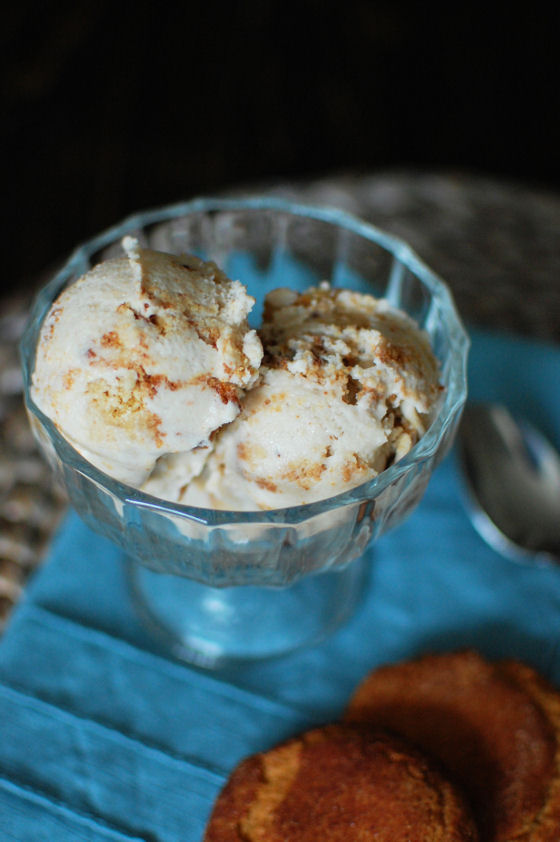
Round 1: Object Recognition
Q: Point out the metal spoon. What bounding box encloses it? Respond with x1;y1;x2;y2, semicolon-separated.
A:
458;403;560;566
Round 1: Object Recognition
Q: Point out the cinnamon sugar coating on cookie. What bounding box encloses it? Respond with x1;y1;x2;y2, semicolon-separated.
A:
346;650;560;842
204;724;478;841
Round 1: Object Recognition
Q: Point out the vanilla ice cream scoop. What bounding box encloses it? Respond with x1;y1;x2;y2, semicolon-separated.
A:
182;284;441;510
31;238;263;486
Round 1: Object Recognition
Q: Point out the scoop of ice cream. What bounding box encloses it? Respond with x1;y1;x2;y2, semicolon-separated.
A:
31;238;263;486
181;284;441;510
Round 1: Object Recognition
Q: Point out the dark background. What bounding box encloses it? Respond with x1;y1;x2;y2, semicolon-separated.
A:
3;3;558;294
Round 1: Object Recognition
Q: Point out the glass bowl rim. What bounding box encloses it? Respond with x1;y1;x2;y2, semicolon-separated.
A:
20;194;469;526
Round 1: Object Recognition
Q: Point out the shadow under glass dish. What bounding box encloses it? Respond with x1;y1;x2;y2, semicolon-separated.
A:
20;197;469;668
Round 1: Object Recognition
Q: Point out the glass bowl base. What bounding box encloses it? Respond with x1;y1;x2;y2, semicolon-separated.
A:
125;555;369;669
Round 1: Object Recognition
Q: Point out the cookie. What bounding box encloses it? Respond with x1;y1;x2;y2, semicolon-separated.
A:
346;650;560;841
203;723;478;841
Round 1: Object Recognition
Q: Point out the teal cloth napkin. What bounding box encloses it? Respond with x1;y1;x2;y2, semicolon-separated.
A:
1;327;559;841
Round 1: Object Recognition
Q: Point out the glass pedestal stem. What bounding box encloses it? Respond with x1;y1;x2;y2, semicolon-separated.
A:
125;554;369;668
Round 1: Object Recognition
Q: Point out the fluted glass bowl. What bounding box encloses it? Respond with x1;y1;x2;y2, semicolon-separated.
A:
21;197;469;667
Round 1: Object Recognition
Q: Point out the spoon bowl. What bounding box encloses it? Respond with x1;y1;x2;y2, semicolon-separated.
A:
458;403;560;566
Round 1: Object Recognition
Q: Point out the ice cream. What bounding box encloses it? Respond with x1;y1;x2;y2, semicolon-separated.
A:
180;284;441;510
32;240;441;509
31;238;263;487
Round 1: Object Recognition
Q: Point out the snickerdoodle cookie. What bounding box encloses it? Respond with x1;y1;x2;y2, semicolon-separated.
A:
346;650;560;841
204;723;478;841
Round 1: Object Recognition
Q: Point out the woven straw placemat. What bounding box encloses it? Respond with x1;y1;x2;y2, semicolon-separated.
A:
1;171;558;631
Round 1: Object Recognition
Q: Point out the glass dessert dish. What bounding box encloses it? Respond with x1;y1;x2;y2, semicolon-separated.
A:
20;197;469;668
